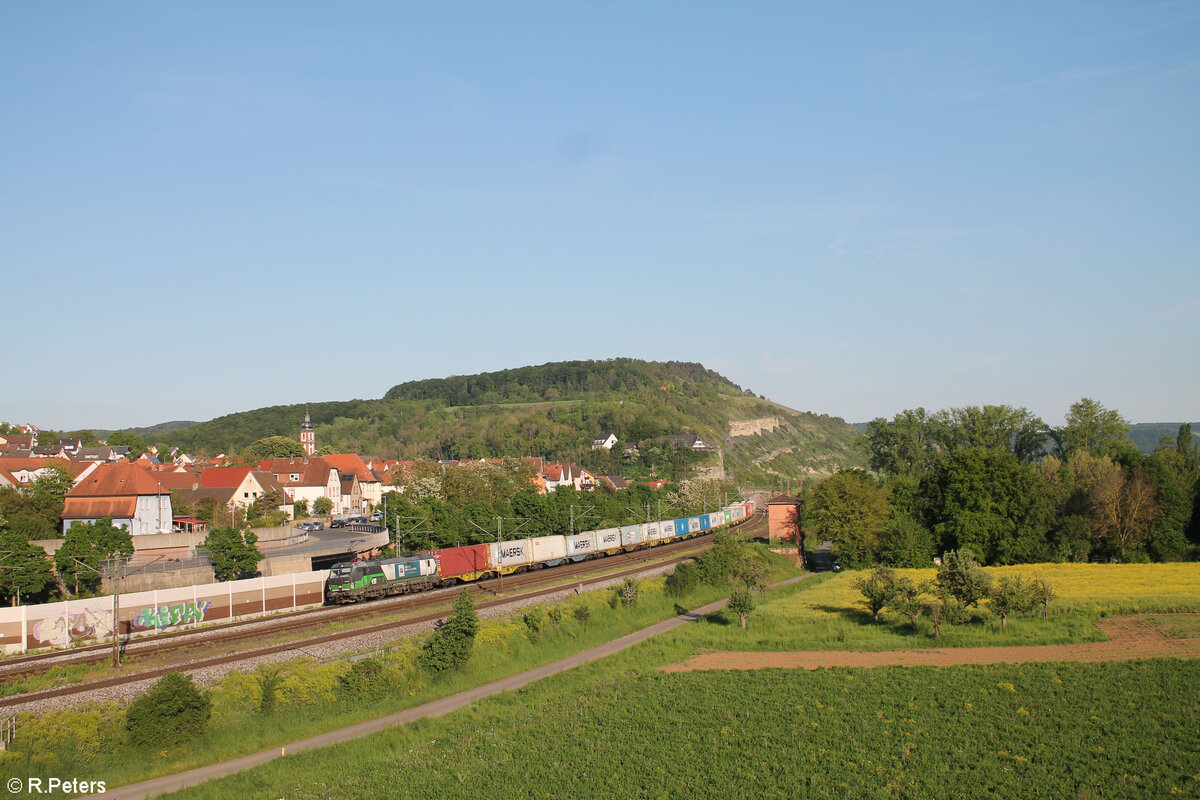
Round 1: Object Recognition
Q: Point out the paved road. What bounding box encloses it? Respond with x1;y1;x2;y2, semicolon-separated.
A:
84;572;816;800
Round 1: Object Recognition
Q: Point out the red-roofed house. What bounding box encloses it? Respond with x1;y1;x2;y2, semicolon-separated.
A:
259;457;342;511
322;454;379;511
61;462;173;535
198;467;280;508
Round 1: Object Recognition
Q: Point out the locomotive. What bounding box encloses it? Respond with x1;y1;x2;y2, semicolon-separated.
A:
323;500;756;604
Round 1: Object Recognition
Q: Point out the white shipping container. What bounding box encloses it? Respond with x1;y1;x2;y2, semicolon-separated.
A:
620;524;643;547
489;539;533;569
531;535;569;564
644;522;661;542
566;532;598;556
596;527;622;551
689;517;702;534
660;519;676;539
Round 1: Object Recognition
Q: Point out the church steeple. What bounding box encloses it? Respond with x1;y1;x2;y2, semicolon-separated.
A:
300;405;315;455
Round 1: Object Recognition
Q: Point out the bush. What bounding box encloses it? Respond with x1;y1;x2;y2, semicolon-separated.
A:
418;589;479;674
572;605;591;625
336;658;391;699
547;606;563;628
523;607;547;642
664;562;700;597
125;672;211;749
935;549;993;608
612;578;639;608
256;665;286;714
853;567;899;623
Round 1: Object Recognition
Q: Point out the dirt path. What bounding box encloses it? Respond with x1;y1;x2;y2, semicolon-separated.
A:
662;615;1200;672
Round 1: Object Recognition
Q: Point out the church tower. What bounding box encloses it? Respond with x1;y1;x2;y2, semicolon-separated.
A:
300;406;315;455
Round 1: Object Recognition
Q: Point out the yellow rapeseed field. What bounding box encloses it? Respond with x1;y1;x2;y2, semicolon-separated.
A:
806;562;1200;617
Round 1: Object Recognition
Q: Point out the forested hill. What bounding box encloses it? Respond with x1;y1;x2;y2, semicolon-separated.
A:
384;360;740;405
158;359;866;485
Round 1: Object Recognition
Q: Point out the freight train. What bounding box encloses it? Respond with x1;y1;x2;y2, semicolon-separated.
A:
323;500;756;603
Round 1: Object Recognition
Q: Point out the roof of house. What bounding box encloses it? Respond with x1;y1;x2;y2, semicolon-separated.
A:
66;461;165;498
199;467;252;488
766;493;802;505
260;457;338;488
61;497;138;520
323;453;376;483
602;475;628;490
155;471;202;492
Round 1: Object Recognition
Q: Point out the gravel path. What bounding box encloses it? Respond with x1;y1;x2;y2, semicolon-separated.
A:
661;614;1200;672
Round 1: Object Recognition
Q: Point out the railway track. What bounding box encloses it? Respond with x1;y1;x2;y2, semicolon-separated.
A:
0;517;766;708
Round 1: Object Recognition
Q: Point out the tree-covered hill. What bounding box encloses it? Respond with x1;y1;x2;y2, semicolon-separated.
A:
157;359;866;486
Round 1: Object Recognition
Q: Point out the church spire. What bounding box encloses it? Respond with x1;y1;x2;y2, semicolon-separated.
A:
300;405;315;455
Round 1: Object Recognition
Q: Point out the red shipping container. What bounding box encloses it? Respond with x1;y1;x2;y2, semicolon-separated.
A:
436;544;492;581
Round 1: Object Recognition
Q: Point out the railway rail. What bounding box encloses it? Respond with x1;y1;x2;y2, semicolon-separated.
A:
0;515;766;708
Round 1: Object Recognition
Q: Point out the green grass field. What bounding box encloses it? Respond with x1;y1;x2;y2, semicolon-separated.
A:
5;560;1200;798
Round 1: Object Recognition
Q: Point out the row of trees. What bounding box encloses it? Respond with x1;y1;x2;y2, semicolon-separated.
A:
380;462;736;553
809;400;1198;567
854;551;1055;637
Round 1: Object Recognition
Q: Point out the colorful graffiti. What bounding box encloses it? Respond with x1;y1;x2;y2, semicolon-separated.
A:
30;606;115;649
133;600;212;631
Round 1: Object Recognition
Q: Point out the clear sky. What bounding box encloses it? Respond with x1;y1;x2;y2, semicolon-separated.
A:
2;2;1197;431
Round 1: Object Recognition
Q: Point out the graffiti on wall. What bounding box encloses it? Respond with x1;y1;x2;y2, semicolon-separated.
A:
132;600;212;632
30;606;115;649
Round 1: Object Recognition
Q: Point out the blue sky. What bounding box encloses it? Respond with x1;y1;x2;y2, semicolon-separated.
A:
2;2;1197;431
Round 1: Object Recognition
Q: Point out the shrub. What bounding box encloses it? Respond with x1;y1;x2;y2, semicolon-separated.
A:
853;566;899;622
418;588;479;674
125;672;211;749
255;665;286;714
523;607;547;642
336;658;391;699
989;575;1040;627
547;606;563;628
572;604;591;625
664;562;700;597
935;550;993;608
613;578;639;608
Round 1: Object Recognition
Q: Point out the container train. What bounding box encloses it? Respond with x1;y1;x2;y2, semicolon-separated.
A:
323;499;756;604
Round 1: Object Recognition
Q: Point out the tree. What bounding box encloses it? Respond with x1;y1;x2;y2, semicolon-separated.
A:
1054;398;1130;459
418;588;478;673
853;566;899;623
293;498;309;519
204;526;264;581
0;514;55;605
928;447;1056;565
808;470;891;568
54;518;134;597
125;672;211;748
106;430;149;459
239;436;305;462
933;549;992;609
1088;467;1157;561
890;576;924;629
988;575;1038;627
312;496;333;517
727;590;756;629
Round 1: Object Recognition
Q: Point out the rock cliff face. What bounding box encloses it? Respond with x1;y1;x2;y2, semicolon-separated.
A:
729;417;783;437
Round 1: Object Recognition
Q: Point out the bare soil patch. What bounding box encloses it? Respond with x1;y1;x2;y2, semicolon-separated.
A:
662;614;1200;672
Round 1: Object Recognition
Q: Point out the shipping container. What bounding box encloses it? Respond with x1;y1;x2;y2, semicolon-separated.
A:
379;555;438;581
699;514;712;531
437;544;493;581
531;535;569;567
490;539;534;572
675;518;690;538
689;517;702;534
660;519;677;539
596;527;622;552
643;522;661;544
566;532;598;561
620;524;643;548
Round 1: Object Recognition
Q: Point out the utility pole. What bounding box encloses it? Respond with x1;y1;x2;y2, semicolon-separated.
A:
467;516;528;595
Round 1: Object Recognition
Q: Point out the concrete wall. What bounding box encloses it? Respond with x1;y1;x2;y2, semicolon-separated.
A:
101;567;215;594
0;570;328;655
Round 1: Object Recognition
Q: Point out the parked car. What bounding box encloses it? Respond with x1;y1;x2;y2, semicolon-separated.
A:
330;519;346;528
349;516;367;524
310;521;325;531
369;512;383;522
297;521;315;531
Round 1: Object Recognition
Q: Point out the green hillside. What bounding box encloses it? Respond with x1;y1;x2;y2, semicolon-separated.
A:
160;359;866;486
